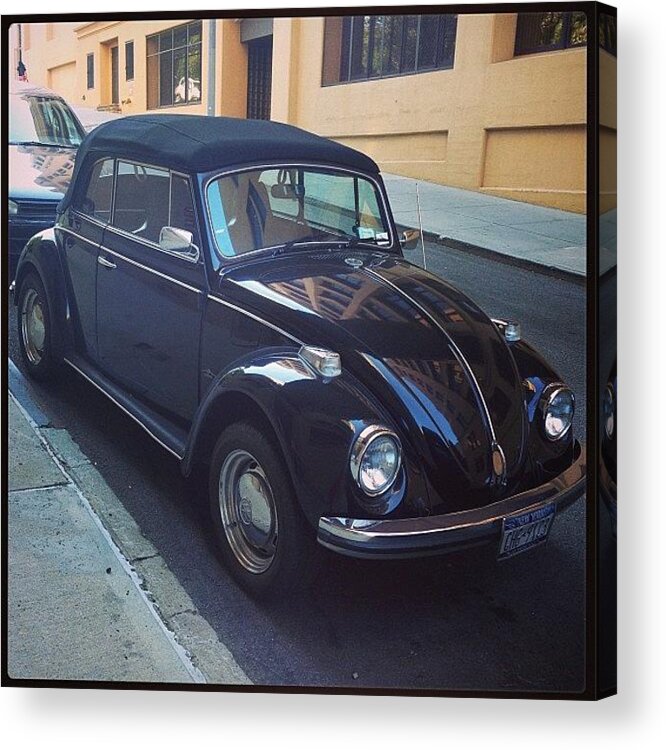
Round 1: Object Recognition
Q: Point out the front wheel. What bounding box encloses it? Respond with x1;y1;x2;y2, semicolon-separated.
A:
209;422;320;599
17;270;58;380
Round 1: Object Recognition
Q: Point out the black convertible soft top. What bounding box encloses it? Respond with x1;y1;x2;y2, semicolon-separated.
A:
62;114;378;203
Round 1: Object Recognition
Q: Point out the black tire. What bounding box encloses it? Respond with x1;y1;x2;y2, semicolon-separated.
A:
209;421;320;599
16;270;58;381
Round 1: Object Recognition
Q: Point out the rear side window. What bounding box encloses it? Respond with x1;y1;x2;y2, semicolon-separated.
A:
78;158;114;223
113;161;170;243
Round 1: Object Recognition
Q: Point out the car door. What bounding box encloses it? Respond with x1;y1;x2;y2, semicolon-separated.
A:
58;157;114;359
96;160;205;422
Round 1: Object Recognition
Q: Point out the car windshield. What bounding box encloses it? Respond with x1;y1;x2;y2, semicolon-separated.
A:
206;166;391;258
9;94;85;148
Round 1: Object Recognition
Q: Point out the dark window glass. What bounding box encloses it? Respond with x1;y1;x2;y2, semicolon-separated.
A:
187;46;202;102
515;12;588;55
113;161;170;244
125;41;134;80
599;13;617;56
79;159;114;222
328;13;457;85
170;175;199;246
350;16;370;79
401;16;418;71
86;53;94;89
147;21;202;108
159;52;173;107
382;15;403;76
339;17;352;81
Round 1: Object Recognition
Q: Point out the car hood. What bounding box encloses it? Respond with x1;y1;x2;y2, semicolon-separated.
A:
216;249;529;510
8;144;77;201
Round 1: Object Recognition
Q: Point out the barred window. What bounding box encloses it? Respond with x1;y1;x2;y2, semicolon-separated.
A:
514;12;587;56
147;21;202;109
86;53;94;89
125;40;134;81
322;14;457;86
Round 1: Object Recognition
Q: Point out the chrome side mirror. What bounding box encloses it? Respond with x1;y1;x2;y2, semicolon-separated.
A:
400;228;420;251
159;226;199;261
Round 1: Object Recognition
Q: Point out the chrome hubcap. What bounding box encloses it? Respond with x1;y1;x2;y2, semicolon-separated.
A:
21;288;46;365
218;449;278;574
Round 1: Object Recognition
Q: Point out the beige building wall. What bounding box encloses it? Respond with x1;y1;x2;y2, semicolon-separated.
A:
272;14;588;212
11;13;611;213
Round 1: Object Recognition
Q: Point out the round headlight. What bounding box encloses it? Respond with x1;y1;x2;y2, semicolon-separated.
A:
9;199;18;216
541;385;575;441
351;426;401;497
603;384;615;440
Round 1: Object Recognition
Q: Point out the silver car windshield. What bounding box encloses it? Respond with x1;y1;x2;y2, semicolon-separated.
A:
9;94;85;148
206;166;391;258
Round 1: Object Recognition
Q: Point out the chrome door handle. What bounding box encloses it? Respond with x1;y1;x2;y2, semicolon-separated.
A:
98;256;116;269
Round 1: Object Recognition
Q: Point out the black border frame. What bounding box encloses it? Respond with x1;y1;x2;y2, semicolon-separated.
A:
1;1;617;700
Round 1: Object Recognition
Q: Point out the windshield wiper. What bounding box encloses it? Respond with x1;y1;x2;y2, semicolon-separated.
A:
9;140;78;148
271;231;339;256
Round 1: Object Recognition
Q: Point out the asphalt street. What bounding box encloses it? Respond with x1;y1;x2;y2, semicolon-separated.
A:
8;241;588;693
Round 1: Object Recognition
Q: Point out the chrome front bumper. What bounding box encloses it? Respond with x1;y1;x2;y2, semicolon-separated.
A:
318;441;586;559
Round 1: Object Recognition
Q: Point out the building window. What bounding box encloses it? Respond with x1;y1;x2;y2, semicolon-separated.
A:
599;14;617;56
146;21;202;109
322;14;457;86
514;12;587;56
86;53;94;89
125;40;134;80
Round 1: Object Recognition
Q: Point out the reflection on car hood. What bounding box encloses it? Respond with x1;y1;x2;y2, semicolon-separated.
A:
217;250;529;509
8;144;76;201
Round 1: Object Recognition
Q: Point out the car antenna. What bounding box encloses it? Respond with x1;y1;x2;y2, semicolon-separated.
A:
416;182;427;270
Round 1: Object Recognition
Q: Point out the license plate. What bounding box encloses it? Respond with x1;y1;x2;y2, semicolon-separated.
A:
498;503;556;559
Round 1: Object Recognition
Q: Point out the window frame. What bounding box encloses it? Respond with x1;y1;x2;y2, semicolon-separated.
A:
514;11;588;57
146;21;203;110
322;13;458;87
88;157;203;263
73;157;117;225
203;162;396;263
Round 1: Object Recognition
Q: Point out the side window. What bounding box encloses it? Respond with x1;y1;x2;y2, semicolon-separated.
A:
112;160;169;243
169;174;199;247
78;159;114;223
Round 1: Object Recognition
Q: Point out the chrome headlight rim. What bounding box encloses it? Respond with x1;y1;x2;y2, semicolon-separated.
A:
539;383;575;441
350;425;402;498
603;383;615;440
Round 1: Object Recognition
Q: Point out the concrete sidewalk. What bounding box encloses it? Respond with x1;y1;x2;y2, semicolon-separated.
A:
383;174;615;278
7;394;202;684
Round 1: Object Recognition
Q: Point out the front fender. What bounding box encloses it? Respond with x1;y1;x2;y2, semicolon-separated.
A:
183;347;419;527
510;338;576;466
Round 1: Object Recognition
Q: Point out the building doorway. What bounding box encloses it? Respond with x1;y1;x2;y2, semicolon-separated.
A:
246;36;272;120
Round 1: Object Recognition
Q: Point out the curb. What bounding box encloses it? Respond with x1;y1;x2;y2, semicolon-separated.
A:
396;223;587;285
8;363;252;686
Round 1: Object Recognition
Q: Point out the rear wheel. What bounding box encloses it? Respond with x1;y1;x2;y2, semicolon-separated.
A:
209;421;320;599
17;271;57;380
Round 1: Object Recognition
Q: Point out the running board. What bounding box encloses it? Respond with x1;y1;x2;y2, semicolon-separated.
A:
63;355;188;460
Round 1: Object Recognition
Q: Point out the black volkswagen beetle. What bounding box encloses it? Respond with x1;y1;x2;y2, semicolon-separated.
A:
14;115;585;597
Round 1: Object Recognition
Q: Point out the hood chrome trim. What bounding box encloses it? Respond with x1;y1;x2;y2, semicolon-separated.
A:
362;265;500;447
